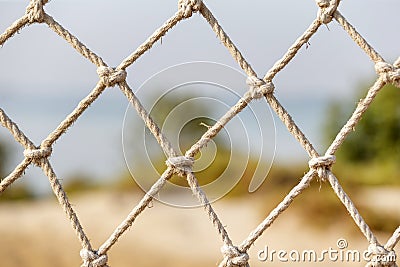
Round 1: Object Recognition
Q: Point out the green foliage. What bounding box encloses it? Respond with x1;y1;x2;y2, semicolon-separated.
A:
62;174;98;194
324;83;400;185
227;163;305;198
0;142;32;201
127;91;233;189
0;183;35;201
325;83;400;163
357;205;400;233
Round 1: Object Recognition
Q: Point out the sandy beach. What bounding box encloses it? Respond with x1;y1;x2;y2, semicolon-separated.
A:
0;186;398;267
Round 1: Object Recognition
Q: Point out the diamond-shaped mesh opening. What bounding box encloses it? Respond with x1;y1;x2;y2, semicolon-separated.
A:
0;0;399;267
51;89;127;183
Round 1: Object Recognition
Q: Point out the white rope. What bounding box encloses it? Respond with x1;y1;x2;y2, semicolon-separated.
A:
80;249;109;267
97;66;127;87
366;244;397;267
166;156;194;175
245;76;274;100
316;0;341;24
308;154;336;181
0;0;398;266
375;61;400;88
220;245;249;267
178;0;203;18
25;0;46;23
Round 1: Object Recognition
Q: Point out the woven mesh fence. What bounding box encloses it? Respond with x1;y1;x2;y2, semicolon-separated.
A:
0;0;399;266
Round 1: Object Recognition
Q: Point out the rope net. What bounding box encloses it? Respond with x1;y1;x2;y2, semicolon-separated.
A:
0;0;399;266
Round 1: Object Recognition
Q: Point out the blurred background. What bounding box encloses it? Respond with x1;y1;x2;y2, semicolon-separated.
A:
0;0;399;266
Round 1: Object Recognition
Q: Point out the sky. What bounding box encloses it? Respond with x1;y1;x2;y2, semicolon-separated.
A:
0;0;399;194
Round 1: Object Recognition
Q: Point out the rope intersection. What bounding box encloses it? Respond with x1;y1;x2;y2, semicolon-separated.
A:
0;0;399;266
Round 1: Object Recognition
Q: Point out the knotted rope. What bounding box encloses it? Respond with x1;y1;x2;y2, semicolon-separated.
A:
25;0;46;23
23;146;52;166
97;66;127;87
365;243;398;267
178;0;203;18
316;0;340;24
166;156;194;175
245;76;274;100
220;245;249;267
375;61;400;88
80;249;109;267
308;154;336;181
1;0;399;266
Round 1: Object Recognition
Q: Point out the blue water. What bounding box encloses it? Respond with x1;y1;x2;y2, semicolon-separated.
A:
0;90;331;194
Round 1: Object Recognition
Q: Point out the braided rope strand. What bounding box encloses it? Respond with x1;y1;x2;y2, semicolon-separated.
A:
239;170;315;252
98;168;174;255
39;159;93;250
42;82;107;148
118;12;186;70
0;158;31;194
326;77;386;155
0;0;398;266
200;4;257;78
43;14;106;67
334;11;385;64
326;171;377;244
0;16;30;46
385;227;400;251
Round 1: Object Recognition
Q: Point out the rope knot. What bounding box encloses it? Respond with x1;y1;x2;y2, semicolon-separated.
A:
365;244;397;267
221;245;249;267
245;76;274;100
166;156;194;175
308;154;336;181
24;146;52;164
80;249;109;267
375;62;400;88
316;0;339;24
97;66;127;87
25;0;45;23
178;0;203;18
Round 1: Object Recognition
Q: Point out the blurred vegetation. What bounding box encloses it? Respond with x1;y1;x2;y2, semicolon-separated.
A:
0;82;398;234
324;83;400;186
117;82;399;235
151;117;231;188
125;91;235;190
0;142;35;201
0;172;100;202
62;173;101;194
0;183;35;201
297;81;400;232
325;84;400;163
